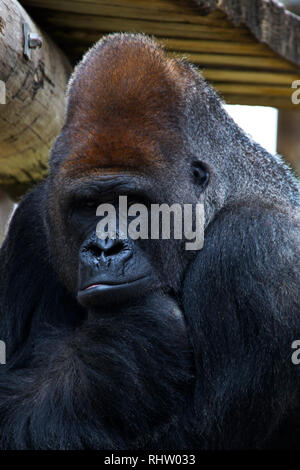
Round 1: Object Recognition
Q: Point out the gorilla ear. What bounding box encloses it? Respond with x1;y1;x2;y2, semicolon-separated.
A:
191;161;210;191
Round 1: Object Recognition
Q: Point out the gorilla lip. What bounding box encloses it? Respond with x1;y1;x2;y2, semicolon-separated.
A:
83;275;148;290
77;275;151;307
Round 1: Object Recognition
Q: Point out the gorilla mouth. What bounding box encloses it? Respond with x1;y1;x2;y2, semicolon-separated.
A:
77;275;151;307
83;275;148;289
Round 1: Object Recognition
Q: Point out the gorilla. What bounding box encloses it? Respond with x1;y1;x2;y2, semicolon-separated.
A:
0;33;299;450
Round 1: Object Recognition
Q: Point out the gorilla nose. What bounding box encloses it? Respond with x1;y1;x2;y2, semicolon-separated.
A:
89;238;124;259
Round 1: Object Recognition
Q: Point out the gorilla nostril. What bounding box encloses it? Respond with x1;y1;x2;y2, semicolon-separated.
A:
88;238;125;259
89;244;103;258
102;240;124;257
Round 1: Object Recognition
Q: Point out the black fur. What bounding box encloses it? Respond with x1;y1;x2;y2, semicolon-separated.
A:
0;188;194;449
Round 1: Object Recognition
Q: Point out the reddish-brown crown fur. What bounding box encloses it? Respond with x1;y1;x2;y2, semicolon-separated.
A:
59;34;195;179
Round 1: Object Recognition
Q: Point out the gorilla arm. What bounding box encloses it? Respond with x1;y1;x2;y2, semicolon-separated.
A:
183;203;300;449
0;290;194;450
0;185;84;361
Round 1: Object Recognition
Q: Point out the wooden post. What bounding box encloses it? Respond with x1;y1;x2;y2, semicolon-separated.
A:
277;109;300;177
0;0;72;199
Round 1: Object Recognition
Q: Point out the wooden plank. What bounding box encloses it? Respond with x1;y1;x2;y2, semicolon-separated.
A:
215;83;292;97
168;52;295;71
160;38;291;58
203;69;298;86
27;11;258;41
223;94;294;108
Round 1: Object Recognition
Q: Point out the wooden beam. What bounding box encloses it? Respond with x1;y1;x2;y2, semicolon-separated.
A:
19;0;246;25
0;0;72;198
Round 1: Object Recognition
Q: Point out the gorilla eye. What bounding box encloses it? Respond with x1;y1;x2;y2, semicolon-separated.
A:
84;200;98;209
75;199;99;214
192;161;210;190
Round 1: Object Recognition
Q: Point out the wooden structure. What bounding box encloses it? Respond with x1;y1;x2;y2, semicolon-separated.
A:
0;0;71;198
20;0;300;110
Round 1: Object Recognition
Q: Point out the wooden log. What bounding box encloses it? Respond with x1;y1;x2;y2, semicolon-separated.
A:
0;0;72;199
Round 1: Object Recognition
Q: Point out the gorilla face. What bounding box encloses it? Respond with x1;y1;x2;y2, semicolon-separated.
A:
73;180;161;307
51;167;208;308
77;233;155;307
